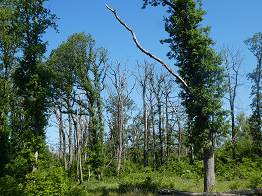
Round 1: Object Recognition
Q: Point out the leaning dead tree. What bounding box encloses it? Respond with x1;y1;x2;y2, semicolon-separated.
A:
105;4;188;89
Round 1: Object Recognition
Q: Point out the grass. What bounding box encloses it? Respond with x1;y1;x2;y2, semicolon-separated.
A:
69;172;258;195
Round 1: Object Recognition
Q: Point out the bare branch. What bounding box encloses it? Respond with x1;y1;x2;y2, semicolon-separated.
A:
105;4;188;90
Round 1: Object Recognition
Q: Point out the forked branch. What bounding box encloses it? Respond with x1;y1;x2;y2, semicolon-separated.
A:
105;4;188;89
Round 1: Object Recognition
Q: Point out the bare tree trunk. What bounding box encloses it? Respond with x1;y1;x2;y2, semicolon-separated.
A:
55;108;67;170
32;151;38;172
177;118;182;162
203;132;215;192
143;73;148;167
157;89;163;166
165;92;170;161
72;113;83;184
203;145;215;192
58;119;62;159
151;112;157;169
149;75;157;169
62;122;67;170
67;102;73;169
117;98;124;175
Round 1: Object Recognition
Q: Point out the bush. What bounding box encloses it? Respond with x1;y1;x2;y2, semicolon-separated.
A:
120;160;142;176
23;166;70;196
159;160;202;179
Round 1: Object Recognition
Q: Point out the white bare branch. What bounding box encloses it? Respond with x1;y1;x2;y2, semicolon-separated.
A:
105;4;188;90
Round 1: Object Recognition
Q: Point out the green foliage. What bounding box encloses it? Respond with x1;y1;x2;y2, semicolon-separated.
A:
118;170;203;192
249;173;262;188
48;32;108;178
0;175;23;196
244;32;262;156
119;175;158;193
159;160;202;179
0;0;21;177
216;144;262;182
23;166;70;196
120;160;143;176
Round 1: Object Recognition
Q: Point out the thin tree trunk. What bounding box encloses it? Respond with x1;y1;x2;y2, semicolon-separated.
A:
58;120;62;159
177;119;182;162
157;92;163;166
143;80;148;167
32;151;38;172
55;108;67;170
72;113;83;183
116;97;124;175
67;102;73;169
165;93;170;161
149;76;157;169
60;110;67;170
256;59;261;128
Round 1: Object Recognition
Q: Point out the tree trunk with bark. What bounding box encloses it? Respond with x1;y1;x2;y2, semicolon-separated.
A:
157;83;163;166
116;96;124;175
55;108;67;170
203;145;215;192
72;113;83;183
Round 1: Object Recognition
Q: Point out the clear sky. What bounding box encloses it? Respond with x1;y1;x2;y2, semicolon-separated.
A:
44;0;262;146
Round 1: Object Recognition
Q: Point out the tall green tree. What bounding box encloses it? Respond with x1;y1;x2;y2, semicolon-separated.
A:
11;0;56;174
0;1;22;176
143;0;225;192
245;33;262;156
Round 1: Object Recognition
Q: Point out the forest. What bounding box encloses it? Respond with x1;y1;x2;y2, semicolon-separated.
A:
0;0;261;195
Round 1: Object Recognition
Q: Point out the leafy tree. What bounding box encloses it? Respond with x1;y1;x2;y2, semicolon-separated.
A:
143;0;225;192
244;32;262;156
10;0;57;174
48;33;108;180
0;1;21;176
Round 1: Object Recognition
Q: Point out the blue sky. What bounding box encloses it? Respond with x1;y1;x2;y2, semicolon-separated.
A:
44;0;262;146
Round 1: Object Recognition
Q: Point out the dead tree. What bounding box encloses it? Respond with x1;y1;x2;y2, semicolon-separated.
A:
149;72;157;169
107;63;133;175
163;78;172;161
221;46;242;159
152;73;166;167
137;61;152;167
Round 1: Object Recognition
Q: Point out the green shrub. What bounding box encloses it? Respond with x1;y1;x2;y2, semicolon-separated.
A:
159;160;202;179
120;160;142;176
249;173;262;188
23;166;70;196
